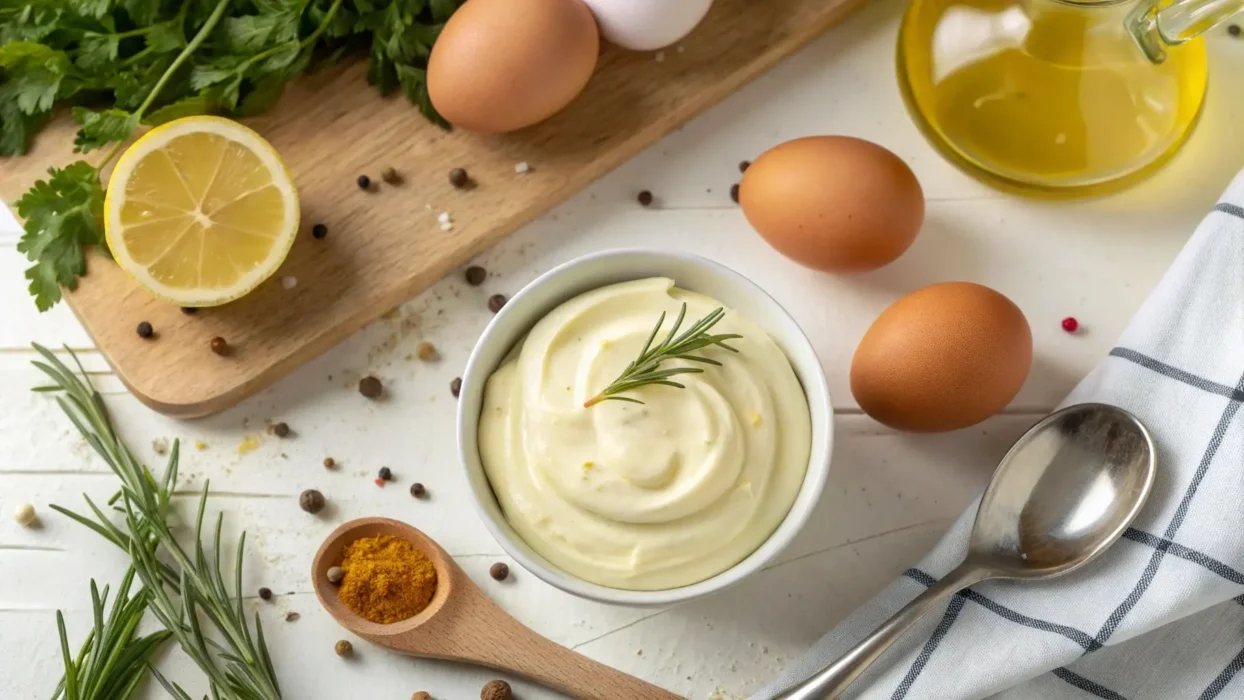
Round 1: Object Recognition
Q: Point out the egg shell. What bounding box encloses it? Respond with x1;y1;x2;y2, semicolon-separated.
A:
740;136;924;274
850;282;1032;432
581;0;714;51
427;0;599;134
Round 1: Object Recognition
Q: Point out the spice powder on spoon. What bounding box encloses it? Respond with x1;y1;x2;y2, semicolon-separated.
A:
337;534;437;624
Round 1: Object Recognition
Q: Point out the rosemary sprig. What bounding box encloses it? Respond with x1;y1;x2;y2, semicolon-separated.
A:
584;303;742;408
31;344;282;700
52;569;172;700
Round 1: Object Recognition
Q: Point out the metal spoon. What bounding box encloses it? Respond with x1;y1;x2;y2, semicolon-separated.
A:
774;402;1156;700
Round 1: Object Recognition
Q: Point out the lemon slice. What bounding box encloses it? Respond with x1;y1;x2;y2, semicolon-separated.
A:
105;116;299;307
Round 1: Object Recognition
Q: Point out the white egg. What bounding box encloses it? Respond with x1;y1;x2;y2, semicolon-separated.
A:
581;0;715;51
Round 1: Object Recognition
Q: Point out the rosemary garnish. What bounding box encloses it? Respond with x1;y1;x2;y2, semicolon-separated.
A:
584;303;742;408
32;344;282;700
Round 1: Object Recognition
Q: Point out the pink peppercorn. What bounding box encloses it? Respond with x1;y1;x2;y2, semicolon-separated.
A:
374;478;386;488
1061;317;1079;333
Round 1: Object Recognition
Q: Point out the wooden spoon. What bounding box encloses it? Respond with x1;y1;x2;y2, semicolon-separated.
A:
312;517;684;700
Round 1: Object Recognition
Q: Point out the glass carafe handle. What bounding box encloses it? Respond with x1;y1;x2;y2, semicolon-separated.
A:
1127;0;1244;62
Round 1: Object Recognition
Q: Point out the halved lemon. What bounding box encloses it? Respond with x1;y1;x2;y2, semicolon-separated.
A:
105;116;299;307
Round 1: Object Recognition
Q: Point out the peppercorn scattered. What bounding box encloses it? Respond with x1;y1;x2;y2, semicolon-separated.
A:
382;167;402;185
181;306;198;315
357;174;372;190
488;294;507;313
1230;24;1241;37
335;640;354;657
136;321;154;338
489;563;509;581
323;457;336;469
416;342;438;361
450;377;462;398
258;587;273;601
312;223;328;239
449;167;470;188
1061;317;1080;333
327;566;345;585
273;422;290;438
14;503;37;526
637;190;653;207
379;467;392;481
210;336;228;356
739;160;751;172
410;482;427;498
299;489;325;514
285;611;300;622
730;183;740;203
480;680;512;700
359;375;383;399
465;266;487;285
374;477;387;488
412;693;432;700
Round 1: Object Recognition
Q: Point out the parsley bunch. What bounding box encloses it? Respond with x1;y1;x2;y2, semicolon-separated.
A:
2;0;462;311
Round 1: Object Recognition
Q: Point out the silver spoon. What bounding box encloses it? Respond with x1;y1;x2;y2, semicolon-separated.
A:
774;402;1156;700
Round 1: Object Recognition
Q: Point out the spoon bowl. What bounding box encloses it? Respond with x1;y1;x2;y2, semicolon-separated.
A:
775;403;1156;699
312;517;682;700
968;402;1157;579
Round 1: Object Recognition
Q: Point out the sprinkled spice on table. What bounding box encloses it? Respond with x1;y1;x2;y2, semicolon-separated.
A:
338;534;437;624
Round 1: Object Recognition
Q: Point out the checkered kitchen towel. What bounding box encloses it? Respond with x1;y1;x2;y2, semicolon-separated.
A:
753;172;1244;700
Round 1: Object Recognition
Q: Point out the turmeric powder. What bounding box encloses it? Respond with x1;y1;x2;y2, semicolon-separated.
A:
337;534;437;624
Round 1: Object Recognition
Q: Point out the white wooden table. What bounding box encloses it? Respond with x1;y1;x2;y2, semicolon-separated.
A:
3;2;1243;698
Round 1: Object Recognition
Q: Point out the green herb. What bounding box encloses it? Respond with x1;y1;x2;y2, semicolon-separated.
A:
5;0;464;311
52;570;172;700
584;303;743;408
32;344;283;700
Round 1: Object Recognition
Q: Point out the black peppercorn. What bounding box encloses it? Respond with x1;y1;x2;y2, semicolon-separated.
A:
488;294;507;313
1230;24;1241;37
739;160;751;173
489;562;509;581
258;587;272;600
449;167;470;188
730;183;740;204
323;457;335;468
181;306;198;315
378;466;392;481
299;489;325;514
359;375;383;399
381;167;401;185
450;377;462;398
410;482;427;498
637;190;653;207
465;266;487;286
357;174;371;190
273;422;290;438
312;223;328;239
136;321;154;338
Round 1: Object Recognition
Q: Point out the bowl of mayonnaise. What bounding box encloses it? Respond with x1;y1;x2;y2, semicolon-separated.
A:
457;249;832;605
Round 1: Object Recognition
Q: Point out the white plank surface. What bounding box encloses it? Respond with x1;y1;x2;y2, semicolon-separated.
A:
3;0;1243;697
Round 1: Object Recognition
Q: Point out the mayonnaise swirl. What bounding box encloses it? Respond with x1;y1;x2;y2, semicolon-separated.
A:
479;278;811;590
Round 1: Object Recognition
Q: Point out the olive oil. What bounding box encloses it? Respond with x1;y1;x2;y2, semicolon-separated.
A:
898;0;1208;195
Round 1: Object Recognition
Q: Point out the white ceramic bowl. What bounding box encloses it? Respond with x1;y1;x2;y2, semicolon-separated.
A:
457;250;833;606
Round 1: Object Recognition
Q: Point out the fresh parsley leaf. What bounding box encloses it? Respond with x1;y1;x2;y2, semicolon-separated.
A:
72;107;139;152
75;32;121;71
121;0;162;26
15;162;106;311
235;76;285;117
221;14;286;54
0;100;48;156
397;64;447;128
429;0;457;22
143;95;214;126
0;41;73;114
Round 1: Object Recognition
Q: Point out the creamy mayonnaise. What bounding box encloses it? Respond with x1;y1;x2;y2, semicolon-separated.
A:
479;278;812;590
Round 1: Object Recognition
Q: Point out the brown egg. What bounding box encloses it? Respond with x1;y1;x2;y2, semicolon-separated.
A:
740;136;924;273
427;0;599;134
850;282;1032;432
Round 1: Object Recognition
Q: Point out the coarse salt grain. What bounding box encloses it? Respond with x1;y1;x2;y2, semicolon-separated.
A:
515;162;531;174
437;212;452;224
655;51;665;62
282;276;297;290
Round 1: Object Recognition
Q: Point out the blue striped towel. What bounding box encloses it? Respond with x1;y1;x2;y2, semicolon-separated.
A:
753;172;1244;700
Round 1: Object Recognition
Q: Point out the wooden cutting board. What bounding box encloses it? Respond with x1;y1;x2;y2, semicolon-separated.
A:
0;0;865;417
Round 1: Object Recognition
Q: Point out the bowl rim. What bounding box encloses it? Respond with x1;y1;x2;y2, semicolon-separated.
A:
456;248;833;606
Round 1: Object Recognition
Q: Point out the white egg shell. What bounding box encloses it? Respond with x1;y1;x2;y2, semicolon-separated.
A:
581;0;715;51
